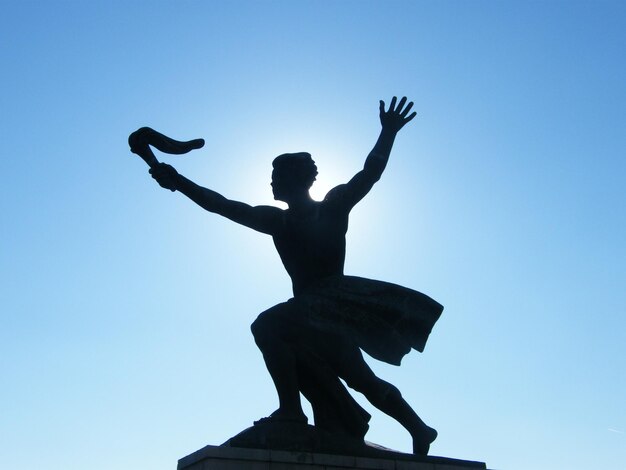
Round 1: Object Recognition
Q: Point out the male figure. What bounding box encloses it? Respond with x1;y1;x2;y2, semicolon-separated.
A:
143;97;442;455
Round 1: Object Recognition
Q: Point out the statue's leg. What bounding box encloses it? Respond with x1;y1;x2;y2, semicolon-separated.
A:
294;331;371;440
250;303;307;423
333;345;437;455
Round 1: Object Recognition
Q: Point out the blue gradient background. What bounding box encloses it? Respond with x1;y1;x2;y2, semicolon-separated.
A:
1;2;624;469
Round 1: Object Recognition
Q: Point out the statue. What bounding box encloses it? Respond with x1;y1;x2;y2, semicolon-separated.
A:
129;97;443;456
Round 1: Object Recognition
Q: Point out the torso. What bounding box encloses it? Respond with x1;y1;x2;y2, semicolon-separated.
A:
273;200;349;296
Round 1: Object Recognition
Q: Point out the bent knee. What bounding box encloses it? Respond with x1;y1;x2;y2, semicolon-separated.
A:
250;316;269;343
250;302;291;342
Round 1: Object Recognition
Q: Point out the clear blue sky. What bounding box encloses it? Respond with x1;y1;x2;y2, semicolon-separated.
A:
1;2;625;469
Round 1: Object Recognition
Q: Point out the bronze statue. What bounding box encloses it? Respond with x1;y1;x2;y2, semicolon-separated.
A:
130;97;443;455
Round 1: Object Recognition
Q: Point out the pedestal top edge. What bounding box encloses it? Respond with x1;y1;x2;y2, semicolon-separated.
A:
177;444;486;469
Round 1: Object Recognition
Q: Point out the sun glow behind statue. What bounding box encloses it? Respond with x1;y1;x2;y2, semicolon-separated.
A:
308;152;352;202
226;125;361;208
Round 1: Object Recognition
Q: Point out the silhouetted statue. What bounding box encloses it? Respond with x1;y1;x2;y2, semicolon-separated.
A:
129;97;443;455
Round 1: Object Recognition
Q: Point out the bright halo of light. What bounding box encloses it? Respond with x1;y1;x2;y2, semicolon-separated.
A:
308;148;355;201
309;167;337;201
218;123;364;206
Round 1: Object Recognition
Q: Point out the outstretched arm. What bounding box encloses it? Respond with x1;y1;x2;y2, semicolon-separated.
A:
326;96;416;208
150;163;283;235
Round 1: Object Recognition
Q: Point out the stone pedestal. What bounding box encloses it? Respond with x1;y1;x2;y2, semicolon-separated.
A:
178;445;487;470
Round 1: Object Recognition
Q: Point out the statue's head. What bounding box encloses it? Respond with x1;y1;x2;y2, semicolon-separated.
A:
271;152;318;201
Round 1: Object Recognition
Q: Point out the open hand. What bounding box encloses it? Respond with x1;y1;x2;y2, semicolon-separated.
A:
379;96;416;132
149;163;179;192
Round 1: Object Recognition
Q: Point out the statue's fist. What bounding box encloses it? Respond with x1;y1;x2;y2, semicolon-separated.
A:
128;127;153;153
149;163;179;192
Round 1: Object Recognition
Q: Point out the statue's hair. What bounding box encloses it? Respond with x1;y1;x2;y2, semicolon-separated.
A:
272;152;318;190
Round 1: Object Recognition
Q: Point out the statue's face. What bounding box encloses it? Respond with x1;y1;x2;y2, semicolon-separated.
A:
271;169;288;201
271;168;301;202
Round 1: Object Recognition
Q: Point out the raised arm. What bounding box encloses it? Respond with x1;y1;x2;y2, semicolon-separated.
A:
326;96;416;209
150;163;283;235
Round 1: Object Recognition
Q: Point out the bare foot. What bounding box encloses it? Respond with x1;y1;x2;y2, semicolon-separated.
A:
254;409;308;426
412;426;437;455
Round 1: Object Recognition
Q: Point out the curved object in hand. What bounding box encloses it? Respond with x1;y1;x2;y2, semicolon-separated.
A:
128;126;205;168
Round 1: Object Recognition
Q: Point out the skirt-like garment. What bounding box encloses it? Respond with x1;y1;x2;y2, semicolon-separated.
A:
289;275;443;366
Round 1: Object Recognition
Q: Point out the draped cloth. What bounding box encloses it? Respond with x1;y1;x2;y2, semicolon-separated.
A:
291;275;444;366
